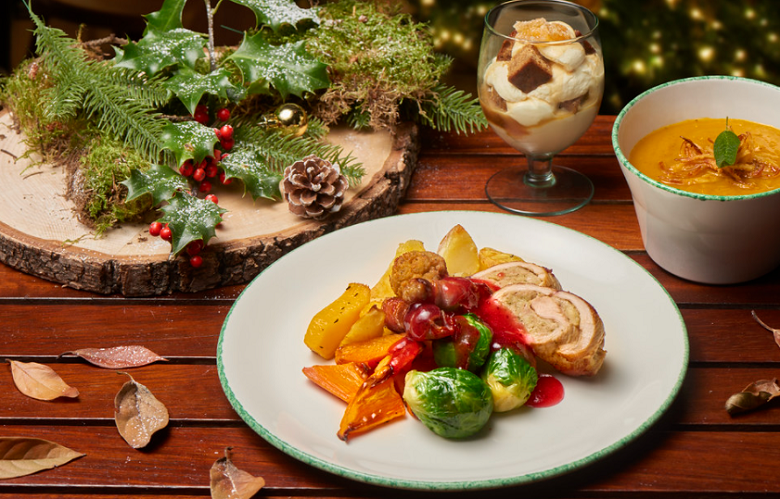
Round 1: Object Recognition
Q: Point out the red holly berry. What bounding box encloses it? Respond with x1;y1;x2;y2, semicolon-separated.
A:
189;255;203;268
187;239;203;256
194;110;208;125
217;108;230;121
220;124;234;140
195;104;208;115
200;180;213;193
205;193;219;204
214;127;222;139
219;170;232;185
221;138;234;151
149;221;163;237
193;168;206;182
213;149;222;161
179;160;194;177
205;164;218;178
160;224;172;241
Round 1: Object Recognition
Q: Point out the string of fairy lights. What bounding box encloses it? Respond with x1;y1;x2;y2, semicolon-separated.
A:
408;0;780;114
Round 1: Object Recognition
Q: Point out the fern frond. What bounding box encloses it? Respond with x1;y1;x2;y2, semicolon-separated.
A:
418;84;488;135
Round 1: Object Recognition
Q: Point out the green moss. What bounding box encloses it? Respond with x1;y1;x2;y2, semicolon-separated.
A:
79;136;152;236
305;0;450;128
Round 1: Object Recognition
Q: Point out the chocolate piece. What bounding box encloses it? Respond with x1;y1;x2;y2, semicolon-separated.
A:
574;29;596;55
559;93;588;113
497;30;517;61
484;84;507;112
507;44;553;93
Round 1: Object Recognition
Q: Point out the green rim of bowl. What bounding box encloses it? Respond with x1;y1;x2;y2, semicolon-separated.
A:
216;210;689;491
611;75;780;202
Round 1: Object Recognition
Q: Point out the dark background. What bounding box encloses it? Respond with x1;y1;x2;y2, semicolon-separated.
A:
2;0;779;114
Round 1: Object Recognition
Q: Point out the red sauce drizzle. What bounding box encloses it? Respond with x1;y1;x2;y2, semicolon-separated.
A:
526;374;564;408
472;293;529;349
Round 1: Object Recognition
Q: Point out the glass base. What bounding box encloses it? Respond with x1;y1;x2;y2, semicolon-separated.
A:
485;165;594;216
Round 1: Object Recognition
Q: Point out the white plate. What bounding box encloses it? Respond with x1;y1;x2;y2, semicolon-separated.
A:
217;210;688;490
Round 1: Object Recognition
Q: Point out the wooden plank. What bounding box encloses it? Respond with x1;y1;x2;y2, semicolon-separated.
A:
410;154;631;202
1;425;780;494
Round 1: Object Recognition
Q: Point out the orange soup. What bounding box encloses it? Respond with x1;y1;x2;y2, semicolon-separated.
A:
629;118;780;196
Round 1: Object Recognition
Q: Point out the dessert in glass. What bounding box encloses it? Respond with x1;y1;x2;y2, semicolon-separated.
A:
478;0;604;215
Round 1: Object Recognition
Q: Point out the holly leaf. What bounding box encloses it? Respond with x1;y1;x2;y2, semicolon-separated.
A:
114;28;206;75
165;67;239;115
221;148;283;201
158;192;227;255
143;0;187;36
229;0;319;32
121;163;189;205
226;33;329;99
161;121;220;167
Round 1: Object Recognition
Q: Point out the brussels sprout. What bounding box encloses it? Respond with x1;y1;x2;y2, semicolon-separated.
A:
432;313;493;372
481;347;538;412
403;367;493;439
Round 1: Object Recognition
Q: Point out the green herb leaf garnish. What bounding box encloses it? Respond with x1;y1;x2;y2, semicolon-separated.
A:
713;119;740;168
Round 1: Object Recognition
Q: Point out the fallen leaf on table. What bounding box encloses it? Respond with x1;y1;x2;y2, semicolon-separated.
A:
209;447;265;499
0;437;84;479
725;378;780;415
7;360;79;401
114;373;169;449
60;346;168;369
751;310;780;349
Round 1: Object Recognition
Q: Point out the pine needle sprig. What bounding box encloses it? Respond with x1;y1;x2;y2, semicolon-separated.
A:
29;10;170;162
235;124;364;186
416;84;488;135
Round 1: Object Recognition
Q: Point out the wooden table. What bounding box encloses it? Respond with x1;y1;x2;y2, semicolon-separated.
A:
2;115;780;498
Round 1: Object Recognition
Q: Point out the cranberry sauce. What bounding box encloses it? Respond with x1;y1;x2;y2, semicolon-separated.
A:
526;374;565;408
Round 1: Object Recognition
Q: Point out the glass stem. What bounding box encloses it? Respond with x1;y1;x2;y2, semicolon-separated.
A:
524;154;556;188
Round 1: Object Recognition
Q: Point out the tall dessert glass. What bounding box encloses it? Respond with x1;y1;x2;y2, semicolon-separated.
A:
478;0;604;215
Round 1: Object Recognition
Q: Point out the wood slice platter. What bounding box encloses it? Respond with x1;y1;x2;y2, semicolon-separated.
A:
0;111;419;296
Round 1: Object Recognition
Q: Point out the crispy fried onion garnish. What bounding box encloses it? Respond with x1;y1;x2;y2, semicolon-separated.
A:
658;132;780;189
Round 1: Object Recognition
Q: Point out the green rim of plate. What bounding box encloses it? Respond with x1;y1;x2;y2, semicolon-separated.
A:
612;75;780;202
216;210;689;491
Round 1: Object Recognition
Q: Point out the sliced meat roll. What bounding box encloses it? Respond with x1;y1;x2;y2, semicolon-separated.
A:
491;284;606;376
472;261;562;290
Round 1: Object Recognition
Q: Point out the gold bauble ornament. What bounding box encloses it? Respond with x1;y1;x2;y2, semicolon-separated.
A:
259;103;308;137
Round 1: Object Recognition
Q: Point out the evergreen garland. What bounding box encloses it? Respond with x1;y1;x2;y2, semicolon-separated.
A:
29;12;171;162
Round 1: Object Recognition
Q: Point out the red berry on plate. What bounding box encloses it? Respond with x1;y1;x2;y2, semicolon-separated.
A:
160;224;172;241
189;255;203;268
200;179;212;193
217;108;230;121
221;137;234;151
220;124;233;140
219;170;232;185
149;221;162;237
205;193;219;204
193;168;206;182
187;239;203;256
205;164;218;178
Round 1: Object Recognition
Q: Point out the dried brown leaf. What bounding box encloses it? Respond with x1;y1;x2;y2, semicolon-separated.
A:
7;360;79;401
725;378;780;415
0;437;84;479
60;345;168;369
752;310;780;349
210;447;265;499
114;373;169;449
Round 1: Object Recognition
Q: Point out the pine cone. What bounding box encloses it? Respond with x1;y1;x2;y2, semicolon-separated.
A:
280;155;349;219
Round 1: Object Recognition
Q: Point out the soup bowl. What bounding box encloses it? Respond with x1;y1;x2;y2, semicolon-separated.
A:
612;76;780;284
